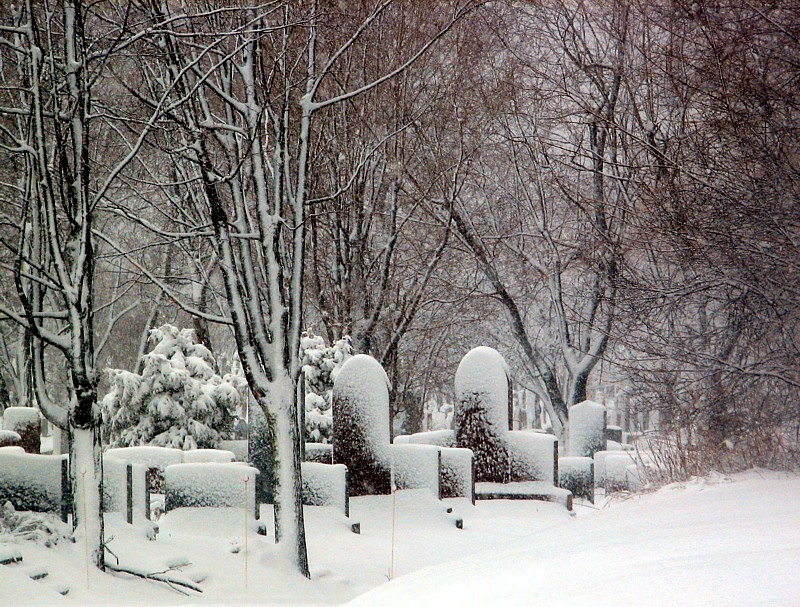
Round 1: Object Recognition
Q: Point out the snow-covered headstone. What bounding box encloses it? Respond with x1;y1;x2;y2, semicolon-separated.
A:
604;452;637;492
332;354;391;496
102;456;147;518
440;447;474;500
568;400;607;458
454;347;511;483
2;407;41;454
0;450;65;513
304;442;333;464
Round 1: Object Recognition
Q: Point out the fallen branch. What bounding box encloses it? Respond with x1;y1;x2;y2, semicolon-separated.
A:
104;562;204;595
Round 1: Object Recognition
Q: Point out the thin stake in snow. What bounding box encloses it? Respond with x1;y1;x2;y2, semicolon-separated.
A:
244;475;249;590
389;470;397;581
81;468;89;590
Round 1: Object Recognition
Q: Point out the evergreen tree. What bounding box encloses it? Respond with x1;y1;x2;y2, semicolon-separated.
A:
102;324;242;450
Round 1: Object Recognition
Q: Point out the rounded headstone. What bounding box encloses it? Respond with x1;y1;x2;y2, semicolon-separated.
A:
332;354;391;496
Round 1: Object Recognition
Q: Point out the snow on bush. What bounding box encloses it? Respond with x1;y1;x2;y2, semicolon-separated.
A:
0;501;72;547
439;447;474;499
332;354;391;496
454;348;511;483
164;463;258;515
102;457;147;516
505;431;557;484
182;449;235;464
301;462;348;514
219;439;248;462
567;400;607;458
558;456;594;501
105;446;184;471
604;452;637;492
301;331;352;443
408;430;456;447
0;451;65;513
1;407;41;453
0;430;20;448
102;324;240;451
305;443;333;464
391;444;441;495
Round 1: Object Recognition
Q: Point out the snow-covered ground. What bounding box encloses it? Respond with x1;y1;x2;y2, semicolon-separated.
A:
1;470;798;606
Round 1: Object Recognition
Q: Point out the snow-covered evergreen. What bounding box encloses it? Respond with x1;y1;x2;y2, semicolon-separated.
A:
101;325;243;450
300;331;352;444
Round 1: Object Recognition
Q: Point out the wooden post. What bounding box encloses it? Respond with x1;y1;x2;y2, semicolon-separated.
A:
344;468;350;519
60;458;70;523
437;449;443;501
470;454;476;505
126;463;133;524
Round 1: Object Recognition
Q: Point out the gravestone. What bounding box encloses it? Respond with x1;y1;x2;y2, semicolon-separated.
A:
332;355;391;496
567;400;607;458
454;347;511;483
2;407;41;454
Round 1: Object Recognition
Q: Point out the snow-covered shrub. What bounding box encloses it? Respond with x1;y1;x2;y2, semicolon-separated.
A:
0;430;20;448
440;447;474;499
102;324;240;451
454;347;511;483
506;431;558;484
301;331;352;444
568;400;607;458
408;429;456;447
102;456;147;516
604;452;637;492
392;444;441;495
301;462;348;514
164;463;258;516
0;501;72;547
2;407;41;454
105;446;184;471
0;451;65;513
182;449;235;464
332;354;391;496
558;456;594;501
305;443;333;464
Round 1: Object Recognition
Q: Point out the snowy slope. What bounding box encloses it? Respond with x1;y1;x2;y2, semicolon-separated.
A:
348;471;800;607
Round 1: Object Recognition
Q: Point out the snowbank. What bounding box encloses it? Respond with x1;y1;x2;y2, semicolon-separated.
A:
349;472;800;606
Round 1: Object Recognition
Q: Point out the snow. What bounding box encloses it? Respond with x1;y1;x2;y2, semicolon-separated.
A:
567;400;606;457
163;463;258;513
505;430;557;483
102;458;148;517
604;452;638;491
332;354;391;463
350;471;800;606
1;407;40;431
406;429;455;447
104;446;184;471
439;447;473;499
301;462;348;513
454;347;509;433
181;449;235;463
219;440;248;462
391;444;440;495
0;471;798;606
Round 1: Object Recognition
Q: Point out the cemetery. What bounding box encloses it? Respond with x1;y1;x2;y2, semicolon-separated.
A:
2;338;788;606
